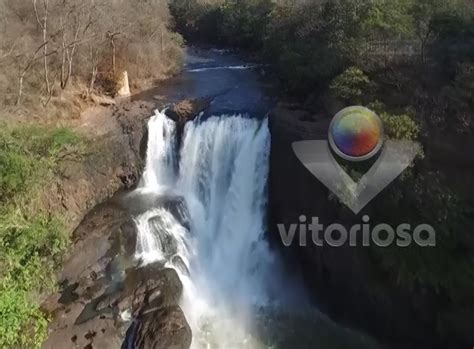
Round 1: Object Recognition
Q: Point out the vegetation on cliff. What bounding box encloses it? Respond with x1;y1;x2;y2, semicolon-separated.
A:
0;125;84;347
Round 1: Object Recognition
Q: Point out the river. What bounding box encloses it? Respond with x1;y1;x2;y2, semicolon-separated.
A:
121;47;384;348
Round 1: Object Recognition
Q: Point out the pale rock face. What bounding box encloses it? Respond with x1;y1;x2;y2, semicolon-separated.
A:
117;71;131;97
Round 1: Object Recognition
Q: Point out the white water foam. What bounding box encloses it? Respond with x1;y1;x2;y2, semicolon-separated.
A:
140;109;177;190
187;64;259;73
134;110;284;348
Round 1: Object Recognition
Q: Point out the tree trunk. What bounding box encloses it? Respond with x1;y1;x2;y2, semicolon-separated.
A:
161;30;165;53
16;75;24;106
42;17;50;95
112;39;116;74
34;0;51;96
89;65;97;95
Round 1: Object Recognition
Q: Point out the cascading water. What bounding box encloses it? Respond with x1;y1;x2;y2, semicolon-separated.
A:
140;109;177;190
133;110;289;348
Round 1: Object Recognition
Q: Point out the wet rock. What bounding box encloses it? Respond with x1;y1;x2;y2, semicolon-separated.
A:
132;306;192;349
42;199;190;349
40;79;191;348
120;267;183;317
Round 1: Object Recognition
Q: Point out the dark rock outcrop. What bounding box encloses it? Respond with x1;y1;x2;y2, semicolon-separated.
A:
131;306;192;349
42;198;191;349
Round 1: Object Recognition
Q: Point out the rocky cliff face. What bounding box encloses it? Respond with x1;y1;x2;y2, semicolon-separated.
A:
268;103;468;349
41;99;193;349
41;100;153;233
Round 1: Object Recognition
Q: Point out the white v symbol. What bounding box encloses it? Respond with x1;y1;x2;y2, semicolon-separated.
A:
292;140;420;214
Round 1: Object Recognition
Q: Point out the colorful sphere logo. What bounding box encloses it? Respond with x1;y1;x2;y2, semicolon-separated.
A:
328;106;383;161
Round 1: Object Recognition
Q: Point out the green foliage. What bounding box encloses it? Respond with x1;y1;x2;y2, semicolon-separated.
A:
0;148;35;202
0;212;68;290
379;112;419;140
263;1;351;93
0;213;66;348
330;67;372;103
220;0;274;49
363;0;414;38
0;124;83;203
437;62;474;133
170;0;274;49
170;0;473;103
370;171;474;300
0;286;49;349
409;0;445;38
0;124;77;348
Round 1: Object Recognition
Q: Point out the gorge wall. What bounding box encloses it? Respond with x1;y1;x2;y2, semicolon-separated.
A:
268;103;472;349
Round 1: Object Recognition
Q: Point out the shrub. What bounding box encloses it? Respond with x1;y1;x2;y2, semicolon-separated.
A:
0;125;83;203
0;149;35;202
330;67;372;103
379;112;420;140
0;286;49;348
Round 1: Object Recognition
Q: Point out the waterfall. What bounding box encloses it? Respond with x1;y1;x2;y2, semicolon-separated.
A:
140;109;177;190
134;110;280;348
178;116;274;303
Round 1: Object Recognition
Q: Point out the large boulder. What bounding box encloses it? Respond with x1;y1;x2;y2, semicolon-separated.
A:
131;306;192;349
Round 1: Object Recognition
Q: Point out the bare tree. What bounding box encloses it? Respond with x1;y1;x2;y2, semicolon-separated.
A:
33;0;51;96
15;41;54;105
1;0;184;110
58;1;95;89
87;44;99;94
0;43;16;61
106;30;121;74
